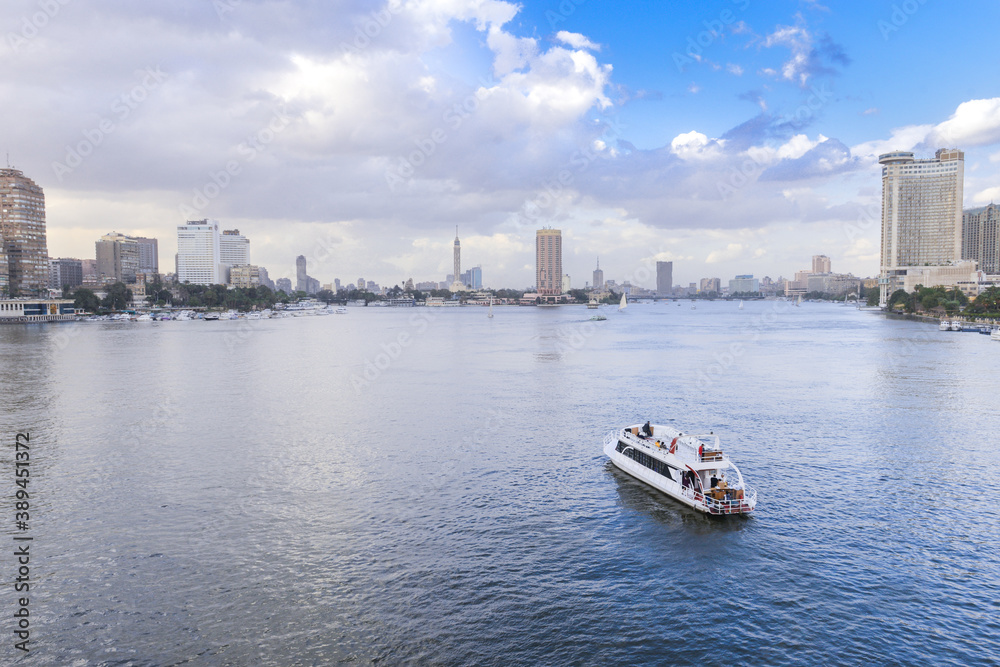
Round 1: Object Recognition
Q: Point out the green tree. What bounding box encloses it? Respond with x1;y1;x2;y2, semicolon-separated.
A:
317;289;336;304
73;288;101;313
887;289;915;313
966;285;1000;315
865;286;880;307
102;282;133;311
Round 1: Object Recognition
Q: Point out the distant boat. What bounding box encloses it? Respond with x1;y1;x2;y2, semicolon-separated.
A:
587;298;599;309
488;297;494;318
590;314;607;321
939;320;951;331
992;329;1000;341
619;293;627;311
739;300;744;310
796;296;802;307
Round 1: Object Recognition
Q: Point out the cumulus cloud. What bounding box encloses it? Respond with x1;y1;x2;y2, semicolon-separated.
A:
850;97;1000;163
761;14;848;87
555;31;600;51
926;98;1000;148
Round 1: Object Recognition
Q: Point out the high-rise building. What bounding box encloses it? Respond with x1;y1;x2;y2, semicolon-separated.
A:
700;277;721;293
656;261;673;295
258;266;275;290
276;277;292;294
229;264;261;289
562;274;571;292
294;255;319;294
0;168;48;296
962;203;1000;275
296;256;308;293
729;274;759;294
878;148;964;305
96;232;140;284
460;265;483;290
176;220;223;285
220;229;249;283
133;237;159;275
49;258;83;290
592;258;604;291
536;228;562;298
812;255;831;274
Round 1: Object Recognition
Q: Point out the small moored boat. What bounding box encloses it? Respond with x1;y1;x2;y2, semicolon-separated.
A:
604;423;757;515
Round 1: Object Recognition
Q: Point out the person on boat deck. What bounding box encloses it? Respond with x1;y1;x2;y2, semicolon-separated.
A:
641;421;652;437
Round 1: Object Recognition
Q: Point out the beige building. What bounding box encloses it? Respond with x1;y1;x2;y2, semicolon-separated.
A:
812;255;831;274
0;168;49;297
96;232;140;284
536;228;562;300
229;264;261;289
878;148;964;306
901;260;979;298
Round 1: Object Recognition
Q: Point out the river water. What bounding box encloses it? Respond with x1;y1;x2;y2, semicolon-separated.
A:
1;301;999;665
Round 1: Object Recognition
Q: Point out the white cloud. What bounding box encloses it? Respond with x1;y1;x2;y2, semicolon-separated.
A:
726;63;744;76
554;31;600;51
706;243;745;264
927;98;1000;148
670;130;724;161
850;123;935;161
763;20;812;86
972;186;1000;205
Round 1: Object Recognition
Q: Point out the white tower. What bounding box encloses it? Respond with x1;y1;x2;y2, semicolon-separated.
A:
450;226;464;292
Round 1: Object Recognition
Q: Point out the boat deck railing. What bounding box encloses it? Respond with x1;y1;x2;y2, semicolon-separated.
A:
681;485;757;515
615;429;727;466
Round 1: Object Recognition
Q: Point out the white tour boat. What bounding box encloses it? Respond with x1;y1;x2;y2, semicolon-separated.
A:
950;320;964;331
604;423;757;516
992;328;1000;341
939;320;951;331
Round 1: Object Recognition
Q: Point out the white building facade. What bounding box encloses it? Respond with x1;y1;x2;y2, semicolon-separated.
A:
177;220;223;285
878;149;964;306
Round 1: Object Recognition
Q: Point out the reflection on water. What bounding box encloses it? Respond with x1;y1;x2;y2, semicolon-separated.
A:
2;303;999;664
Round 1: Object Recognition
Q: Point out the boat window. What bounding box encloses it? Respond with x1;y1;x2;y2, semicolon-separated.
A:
618;443;677;480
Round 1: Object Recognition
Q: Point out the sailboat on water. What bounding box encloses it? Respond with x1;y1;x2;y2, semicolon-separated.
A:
739;300;744;310
619;292;627;311
488;297;494;318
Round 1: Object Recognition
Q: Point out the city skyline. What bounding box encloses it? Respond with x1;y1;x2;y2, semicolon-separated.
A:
7;2;1000;288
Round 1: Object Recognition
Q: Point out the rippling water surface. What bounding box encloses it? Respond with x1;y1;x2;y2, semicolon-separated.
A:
2;301;999;665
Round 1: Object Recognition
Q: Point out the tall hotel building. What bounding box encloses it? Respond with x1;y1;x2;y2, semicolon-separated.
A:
0;168;49;296
962;203;1000;275
878;149;964;306
656;261;673;295
220;229;250;283
536;228;562;300
177;220;223;285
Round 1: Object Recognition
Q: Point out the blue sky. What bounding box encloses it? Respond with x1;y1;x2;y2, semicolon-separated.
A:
4;0;1000;289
